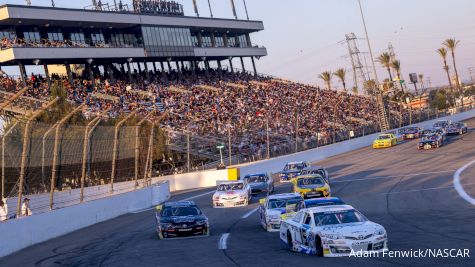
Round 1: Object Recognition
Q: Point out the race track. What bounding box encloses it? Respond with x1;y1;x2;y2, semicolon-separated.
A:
2;118;475;267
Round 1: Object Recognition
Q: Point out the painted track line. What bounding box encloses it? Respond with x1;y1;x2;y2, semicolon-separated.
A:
219;233;230;250
332;170;456;183
453;159;475;205
241;208;258;219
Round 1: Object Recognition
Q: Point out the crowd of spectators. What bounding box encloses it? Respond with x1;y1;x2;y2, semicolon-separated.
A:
0;37;132;50
0;66;402;157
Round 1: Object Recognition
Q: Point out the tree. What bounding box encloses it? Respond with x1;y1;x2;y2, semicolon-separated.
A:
436;47;454;106
363;79;377;96
333;68;347;92
443;38;463;107
390;59;405;93
351;86;359;95
377;52;393;81
318;71;333;90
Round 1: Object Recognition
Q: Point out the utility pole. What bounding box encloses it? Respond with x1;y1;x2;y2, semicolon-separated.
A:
192;0;199;17
207;0;213;18
346;33;368;92
358;0;389;131
243;0;249;20
230;0;238;19
469;67;474;83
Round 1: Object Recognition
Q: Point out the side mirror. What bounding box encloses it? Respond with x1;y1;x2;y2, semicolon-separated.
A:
259;198;265;205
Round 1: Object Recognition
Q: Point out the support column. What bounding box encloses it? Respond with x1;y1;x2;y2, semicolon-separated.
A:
18;62;27;83
160;62;167;81
65;62;73;85
127;62;133;82
144;62;150;80
240;57;246;73
251;57;257;78
229;58;234;74
43;63;51;87
153;62;158;73
107;64;115;82
217;60;222;77
210;32;216;47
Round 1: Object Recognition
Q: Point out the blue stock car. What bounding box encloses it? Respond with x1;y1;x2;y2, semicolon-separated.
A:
278;161;309;182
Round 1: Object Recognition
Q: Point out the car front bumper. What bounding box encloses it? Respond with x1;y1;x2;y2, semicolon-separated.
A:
158;226;209;239
214;199;247;208
323;238;388;257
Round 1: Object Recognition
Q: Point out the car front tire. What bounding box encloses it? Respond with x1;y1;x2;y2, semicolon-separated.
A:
287;231;294;251
315;236;324;257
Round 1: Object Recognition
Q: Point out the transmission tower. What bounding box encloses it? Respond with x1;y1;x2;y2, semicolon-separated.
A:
26;0;32;6
345;33;368;93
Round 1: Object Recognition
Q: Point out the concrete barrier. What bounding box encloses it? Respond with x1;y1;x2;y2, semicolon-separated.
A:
0;181;170;258
153;169;229;191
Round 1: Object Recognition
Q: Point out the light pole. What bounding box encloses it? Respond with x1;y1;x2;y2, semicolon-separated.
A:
358;0;379;84
217;145;225;165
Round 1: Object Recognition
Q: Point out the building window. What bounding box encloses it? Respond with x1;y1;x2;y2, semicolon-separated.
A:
111;33;137;47
23;31;41;43
201;32;212;47
47;30;64;42
214;33;225;47
91;32;105;46
0;30;16;40
227;35;236;47
70;32;86;46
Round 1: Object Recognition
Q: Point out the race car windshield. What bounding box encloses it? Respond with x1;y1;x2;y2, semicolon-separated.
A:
284;163;305;171
161;206;201;217
217;183;244;191
377;135;391;140
268;198;302;209
246;176;267;183
302;169;325;177
434;122;447;128
314;210;366;226
305;200;344;208
297;177;325;187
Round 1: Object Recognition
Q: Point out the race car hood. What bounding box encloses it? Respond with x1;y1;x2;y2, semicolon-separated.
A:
249;182;267;189
159;215;207;226
419;139;436;144
298;184;326;190
316;221;384;238
266;208;286;217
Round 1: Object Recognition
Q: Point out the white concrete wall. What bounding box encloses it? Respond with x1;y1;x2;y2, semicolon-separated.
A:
153;169;229;192
0;181;170;258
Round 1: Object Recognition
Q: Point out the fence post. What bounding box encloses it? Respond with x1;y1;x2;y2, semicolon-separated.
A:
50;103;85;210
266;117;270;159
295;115;299;153
135;111;155;188
42;121;59;192
228;127;232;164
111;110;138;193
186;131;190;172
0;87;29;113
17;98;59;217
80;116;102;203
143;124;155;187
2;120;20;199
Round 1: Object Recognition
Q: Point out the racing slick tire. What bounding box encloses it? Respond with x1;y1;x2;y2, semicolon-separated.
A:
315;236;324;257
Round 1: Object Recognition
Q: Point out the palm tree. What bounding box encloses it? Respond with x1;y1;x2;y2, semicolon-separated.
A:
436;47;454;106
443;38;463;107
333;68;347;92
351;86;359;95
377;52;393;81
363;79;377;96
318;71;333;90
391;59;402;79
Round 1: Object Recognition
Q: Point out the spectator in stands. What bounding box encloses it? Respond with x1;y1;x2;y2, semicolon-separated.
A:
20;198;32;217
0;198;8;221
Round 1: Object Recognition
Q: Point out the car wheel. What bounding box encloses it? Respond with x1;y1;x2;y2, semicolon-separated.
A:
315;236;324;257
287;231;294;251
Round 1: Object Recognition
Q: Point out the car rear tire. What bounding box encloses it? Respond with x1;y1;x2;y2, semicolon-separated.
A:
315;236;324;257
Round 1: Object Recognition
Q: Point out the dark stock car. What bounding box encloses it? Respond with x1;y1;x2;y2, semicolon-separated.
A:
399;127;421;140
244;173;275;195
155;201;209;239
278;161;309;182
446;122;468;135
418;133;444;150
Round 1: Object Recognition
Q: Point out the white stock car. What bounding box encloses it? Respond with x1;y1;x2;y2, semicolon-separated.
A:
212;181;251;208
280;205;388;257
259;193;303;232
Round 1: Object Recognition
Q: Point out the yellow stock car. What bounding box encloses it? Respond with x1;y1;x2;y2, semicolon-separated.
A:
291;175;331;199
372;133;398;149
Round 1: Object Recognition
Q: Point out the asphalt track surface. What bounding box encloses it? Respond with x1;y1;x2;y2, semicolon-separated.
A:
2;118;475;267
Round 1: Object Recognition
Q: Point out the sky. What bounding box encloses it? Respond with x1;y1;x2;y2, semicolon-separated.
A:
3;0;475;88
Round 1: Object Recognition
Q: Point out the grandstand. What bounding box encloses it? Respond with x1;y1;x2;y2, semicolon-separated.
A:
0;1;437;205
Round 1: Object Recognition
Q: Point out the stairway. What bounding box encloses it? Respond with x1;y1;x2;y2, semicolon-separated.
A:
377;94;390;132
